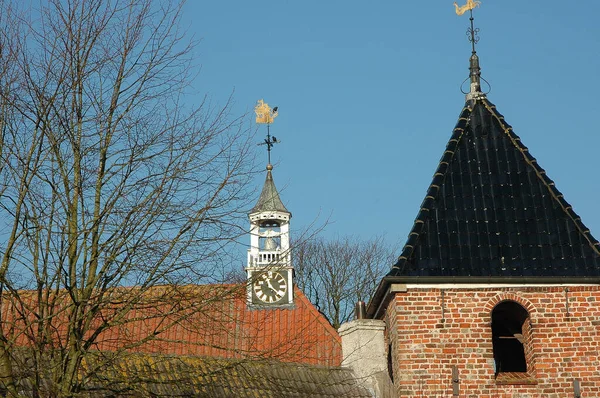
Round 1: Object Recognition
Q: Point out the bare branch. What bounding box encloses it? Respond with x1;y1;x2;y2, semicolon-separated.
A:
0;1;256;395
295;235;398;329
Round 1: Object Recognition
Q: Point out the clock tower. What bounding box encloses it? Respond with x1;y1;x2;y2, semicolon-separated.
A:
246;163;293;306
246;99;293;306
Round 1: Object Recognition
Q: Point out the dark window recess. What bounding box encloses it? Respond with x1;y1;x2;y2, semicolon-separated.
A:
387;342;394;383
491;301;529;373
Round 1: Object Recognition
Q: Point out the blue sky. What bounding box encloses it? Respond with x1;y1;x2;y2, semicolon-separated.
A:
183;1;600;261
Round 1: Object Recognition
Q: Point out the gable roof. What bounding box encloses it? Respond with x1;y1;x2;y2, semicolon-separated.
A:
368;97;600;317
251;167;290;215
100;285;341;366
5;284;341;367
389;98;600;280
15;353;371;397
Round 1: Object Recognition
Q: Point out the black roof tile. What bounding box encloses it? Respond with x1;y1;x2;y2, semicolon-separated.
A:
388;98;600;279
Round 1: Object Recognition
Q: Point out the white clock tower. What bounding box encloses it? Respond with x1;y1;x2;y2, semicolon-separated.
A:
246;99;293;306
246;163;293;306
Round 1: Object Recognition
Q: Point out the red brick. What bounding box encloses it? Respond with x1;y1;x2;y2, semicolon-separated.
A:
384;286;600;397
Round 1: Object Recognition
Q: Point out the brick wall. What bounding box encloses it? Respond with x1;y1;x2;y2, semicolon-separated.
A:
384;285;600;397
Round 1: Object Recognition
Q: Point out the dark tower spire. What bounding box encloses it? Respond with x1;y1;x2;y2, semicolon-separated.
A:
368;1;600;319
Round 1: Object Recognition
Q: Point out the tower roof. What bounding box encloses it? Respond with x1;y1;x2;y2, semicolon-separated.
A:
389;98;600;280
251;165;290;215
368;2;600;321
368;96;600;318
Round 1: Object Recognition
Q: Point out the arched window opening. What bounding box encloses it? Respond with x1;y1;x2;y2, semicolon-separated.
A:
387;342;394;383
259;222;281;251
491;301;529;374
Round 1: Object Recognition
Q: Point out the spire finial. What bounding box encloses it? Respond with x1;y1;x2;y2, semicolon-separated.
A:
467;8;481;95
255;99;280;165
455;1;488;102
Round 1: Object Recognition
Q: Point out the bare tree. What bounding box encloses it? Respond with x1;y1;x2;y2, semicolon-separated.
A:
294;235;397;329
0;0;256;396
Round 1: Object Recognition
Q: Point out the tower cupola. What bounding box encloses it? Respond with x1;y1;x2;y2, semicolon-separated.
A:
248;163;292;265
246;100;294;306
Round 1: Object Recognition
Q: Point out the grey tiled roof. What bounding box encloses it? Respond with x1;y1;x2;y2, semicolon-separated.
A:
389;97;600;279
251;169;290;215
25;354;371;397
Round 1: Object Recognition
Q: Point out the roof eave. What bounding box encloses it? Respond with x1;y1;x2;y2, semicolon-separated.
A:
249;209;291;221
367;275;600;319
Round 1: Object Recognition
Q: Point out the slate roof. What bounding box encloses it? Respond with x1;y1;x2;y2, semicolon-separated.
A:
389;97;600;281
251;167;290;215
14;352;372;397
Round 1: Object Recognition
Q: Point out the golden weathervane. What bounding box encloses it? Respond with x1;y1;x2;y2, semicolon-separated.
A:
453;0;480;16
255;99;278;124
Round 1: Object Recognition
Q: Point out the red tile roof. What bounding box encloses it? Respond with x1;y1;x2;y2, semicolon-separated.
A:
4;284;341;367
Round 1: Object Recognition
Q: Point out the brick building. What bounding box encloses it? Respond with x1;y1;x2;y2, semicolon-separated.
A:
4;7;599;398
358;14;600;398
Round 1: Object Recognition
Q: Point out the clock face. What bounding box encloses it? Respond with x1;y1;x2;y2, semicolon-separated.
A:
253;271;287;304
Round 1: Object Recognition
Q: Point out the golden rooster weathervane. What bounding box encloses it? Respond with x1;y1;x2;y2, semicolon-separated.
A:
255;99;280;165
453;0;483;53
453;0;480;16
254;99;278;124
